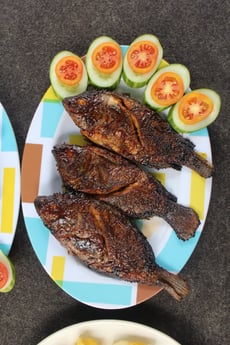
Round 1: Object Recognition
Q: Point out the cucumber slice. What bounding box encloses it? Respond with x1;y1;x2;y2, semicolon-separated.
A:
122;34;163;88
0;250;15;293
86;36;123;89
168;88;221;133
144;64;191;111
49;51;88;99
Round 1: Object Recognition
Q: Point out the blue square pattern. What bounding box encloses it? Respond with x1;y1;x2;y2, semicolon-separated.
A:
40;101;64;138
24;217;50;266
156;230;201;273
63;280;133;306
1;108;17;152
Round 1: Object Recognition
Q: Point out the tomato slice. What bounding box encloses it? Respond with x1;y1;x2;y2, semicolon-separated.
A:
55;55;83;86
151;72;184;106
92;42;121;74
179;92;214;124
0;262;8;289
127;40;159;74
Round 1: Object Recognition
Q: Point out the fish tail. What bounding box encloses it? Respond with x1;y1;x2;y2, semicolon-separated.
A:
185;150;214;178
156;268;190;301
164;201;200;240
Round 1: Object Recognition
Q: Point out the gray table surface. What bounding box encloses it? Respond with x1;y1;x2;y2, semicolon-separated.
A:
0;1;229;344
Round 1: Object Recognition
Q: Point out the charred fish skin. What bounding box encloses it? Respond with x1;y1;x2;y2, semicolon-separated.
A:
53;144;200;240
53;143;176;200
98;174;200;241
34;192;189;301
52;143;142;195
63;90;213;178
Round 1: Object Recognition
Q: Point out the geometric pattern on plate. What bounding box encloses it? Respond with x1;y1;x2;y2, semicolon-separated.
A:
0;103;20;255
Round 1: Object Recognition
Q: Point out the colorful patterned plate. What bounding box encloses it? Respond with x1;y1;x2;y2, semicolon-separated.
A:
37;319;181;345
0;103;20;255
21;46;212;309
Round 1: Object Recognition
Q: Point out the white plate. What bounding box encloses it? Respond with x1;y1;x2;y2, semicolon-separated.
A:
21;46;212;309
37;319;181;345
0;103;20;255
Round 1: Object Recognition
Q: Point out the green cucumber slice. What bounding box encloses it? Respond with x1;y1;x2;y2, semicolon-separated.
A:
49;51;88;99
168;88;221;133
122;34;163;88
86;36;123;89
144;63;191;111
0;250;15;293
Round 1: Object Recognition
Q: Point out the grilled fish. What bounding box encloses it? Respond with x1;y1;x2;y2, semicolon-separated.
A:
62;90;213;178
52;143;144;195
53;144;200;240
34;192;189;301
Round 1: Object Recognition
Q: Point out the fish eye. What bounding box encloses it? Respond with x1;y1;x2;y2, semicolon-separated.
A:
77;99;87;106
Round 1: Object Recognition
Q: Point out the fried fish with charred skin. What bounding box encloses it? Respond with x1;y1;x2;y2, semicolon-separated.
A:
34;192;189;301
52;143;144;195
62;90;213;178
53;144;200;240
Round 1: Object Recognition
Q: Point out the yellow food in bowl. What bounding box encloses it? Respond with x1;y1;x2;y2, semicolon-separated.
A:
74;337;147;345
74;338;100;345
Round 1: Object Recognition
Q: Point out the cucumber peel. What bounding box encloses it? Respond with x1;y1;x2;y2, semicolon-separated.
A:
49;51;88;99
86;36;123;89
0;250;15;293
144;63;191;111
167;88;221;133
122;34;163;88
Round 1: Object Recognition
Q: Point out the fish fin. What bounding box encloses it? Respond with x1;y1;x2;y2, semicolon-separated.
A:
185;151;214;178
164;201;200;241
156;268;190;301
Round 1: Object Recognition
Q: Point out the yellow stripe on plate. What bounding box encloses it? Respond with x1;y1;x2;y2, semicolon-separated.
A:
153;172;166;186
158;58;169;70
51;256;66;281
1;168;15;233
69;134;88;146
42;86;60;102
190;154;206;220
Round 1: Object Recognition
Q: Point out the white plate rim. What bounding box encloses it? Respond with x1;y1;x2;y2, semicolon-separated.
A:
37;319;181;345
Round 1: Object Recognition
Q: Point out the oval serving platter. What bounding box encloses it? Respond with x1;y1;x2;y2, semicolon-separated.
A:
21;45;212;309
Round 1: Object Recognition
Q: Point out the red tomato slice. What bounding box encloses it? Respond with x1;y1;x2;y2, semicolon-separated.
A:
179;92;214;124
92;42;121;74
55;55;83;86
0;262;8;289
151;72;184;106
127;40;158;74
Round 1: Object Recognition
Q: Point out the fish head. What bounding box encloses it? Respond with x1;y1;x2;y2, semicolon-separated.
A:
34;194;67;225
63;92;89;114
62;90;106;114
62;90;109;130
